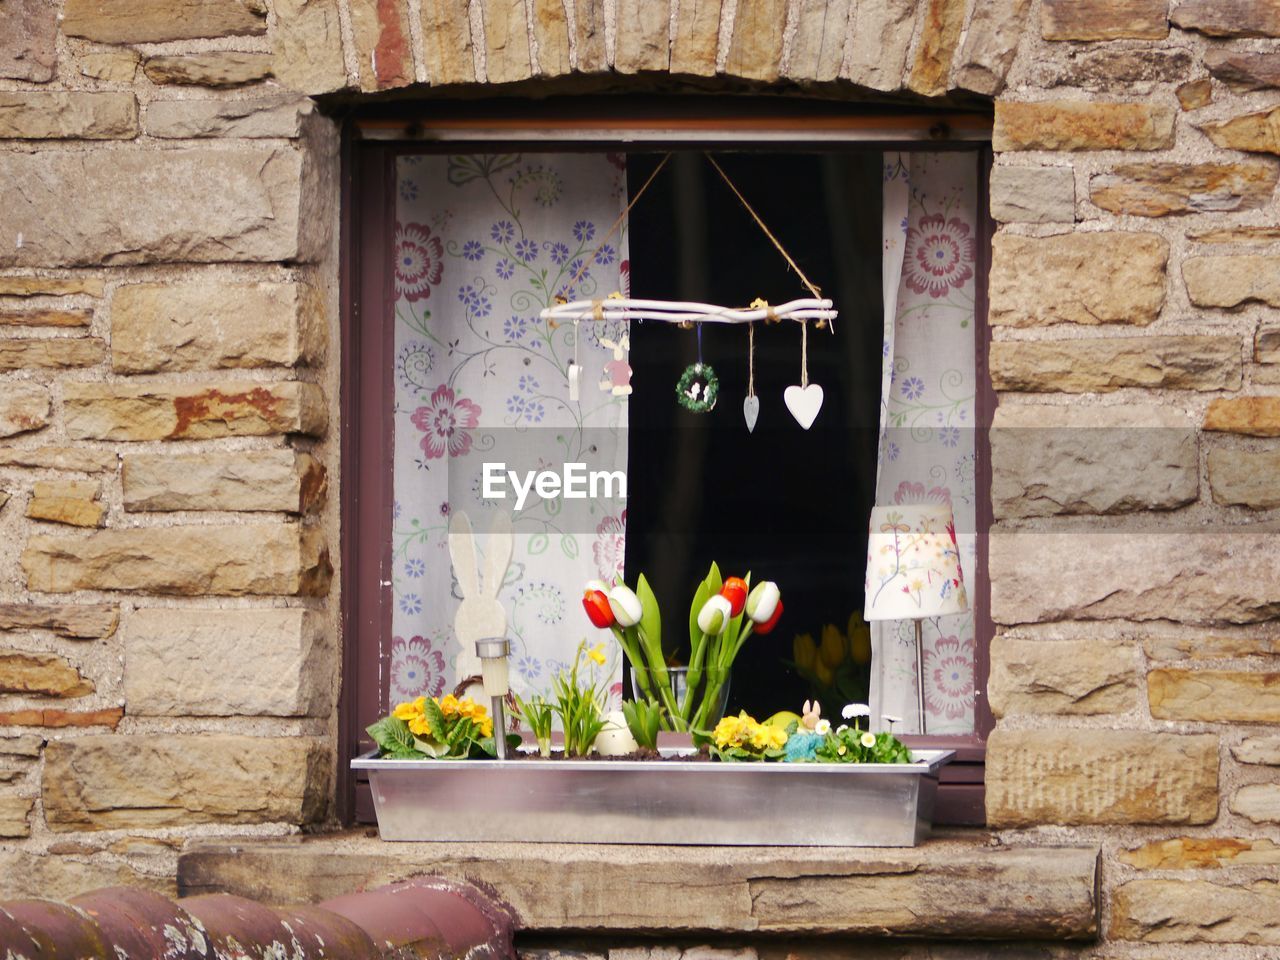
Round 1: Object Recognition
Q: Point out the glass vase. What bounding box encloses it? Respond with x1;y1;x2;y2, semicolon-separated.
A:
629;665;731;732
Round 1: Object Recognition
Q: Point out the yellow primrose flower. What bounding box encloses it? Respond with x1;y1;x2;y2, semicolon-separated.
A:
392;697;425;721
587;643;607;666
480;717;494;738
407;714;433;737
438;694;461;717
750;723;788;751
713;713;750;749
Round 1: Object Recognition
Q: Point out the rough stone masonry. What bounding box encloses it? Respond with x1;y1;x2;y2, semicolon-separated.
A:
3;0;1280;955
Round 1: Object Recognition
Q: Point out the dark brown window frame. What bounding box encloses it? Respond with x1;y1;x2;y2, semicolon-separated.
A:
338;99;995;827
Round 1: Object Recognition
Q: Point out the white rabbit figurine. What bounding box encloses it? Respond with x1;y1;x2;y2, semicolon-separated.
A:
448;510;514;684
597;332;633;396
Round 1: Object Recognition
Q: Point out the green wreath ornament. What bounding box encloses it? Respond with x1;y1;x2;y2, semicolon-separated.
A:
675;362;719;413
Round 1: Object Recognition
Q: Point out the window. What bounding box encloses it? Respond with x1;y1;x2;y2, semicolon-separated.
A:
340;100;993;826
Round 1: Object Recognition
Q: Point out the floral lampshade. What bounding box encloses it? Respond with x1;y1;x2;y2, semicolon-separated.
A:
863;504;968;622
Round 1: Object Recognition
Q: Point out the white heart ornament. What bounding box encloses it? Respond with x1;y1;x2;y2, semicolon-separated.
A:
784;384;824;430
743;395;760;433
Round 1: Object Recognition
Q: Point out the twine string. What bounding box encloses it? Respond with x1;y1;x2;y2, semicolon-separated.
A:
747;322;755;399
559;153;673;305
801;320;809;388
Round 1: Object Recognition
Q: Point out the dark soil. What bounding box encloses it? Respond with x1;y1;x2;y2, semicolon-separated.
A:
506;746;713;762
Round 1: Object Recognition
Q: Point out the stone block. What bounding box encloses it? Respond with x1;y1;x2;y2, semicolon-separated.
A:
0;603;118;639
1170;0;1280;37
63;381;327;441
989;165;1075;223
724;0;784;82
572;0;607;73
1235;736;1280;764
531;0;571;77
1091;162;1277;217
990;232;1167;327
989;636;1137;716
1199;105;1280;155
0;278;103;298
907;0;967;97
79;51;140;82
991;531;1280;625
1209;446;1280;508
125;608;330;716
1038;48;1192;89
0;797;33;838
0;651;93;697
142;52;273;86
482;0;534;83
1042;0;1168;40
990;336;1241;393
954;0;1030;95
994;101;1175;151
123;451;326;513
1205;397;1280;436
0;93;138;139
0;446;118;472
843;0;916;92
21;524;331;597
1122;837;1280;869
0;851;173;899
42;735;329;830
1176;78;1213;110
0;147;313;268
0;737;41;759
671;0;723;77
272;0;347;92
63;0;267;42
986;729;1218;826
1113;879;1280;943
350;0;414;89
1187;256;1280;308
0;708;122;729
0;0;57;81
1206;50;1280;92
145;96;316;138
0;338;106;371
0;384;51;438
1143;632;1280;659
0;309;92;327
420;0;476;83
991;403;1197;517
27;479;106;528
1150;668;1280;722
111;280;323;372
784;0;851;83
1233;784;1280;823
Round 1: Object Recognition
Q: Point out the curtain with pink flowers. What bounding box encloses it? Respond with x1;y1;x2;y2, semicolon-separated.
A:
870;152;978;735
389;154;630;707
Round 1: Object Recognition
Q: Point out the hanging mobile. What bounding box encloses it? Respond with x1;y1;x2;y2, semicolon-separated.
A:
567;319;581;401
743;321;759;432
783;319;824;430
676;323;718;414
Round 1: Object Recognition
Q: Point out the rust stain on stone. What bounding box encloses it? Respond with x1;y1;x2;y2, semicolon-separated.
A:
374;0;411;87
299;458;328;513
170;387;284;439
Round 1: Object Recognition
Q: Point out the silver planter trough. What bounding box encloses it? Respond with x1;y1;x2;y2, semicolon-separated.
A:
352;748;953;847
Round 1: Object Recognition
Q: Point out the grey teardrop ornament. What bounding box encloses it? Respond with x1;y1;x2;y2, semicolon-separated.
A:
743;394;760;433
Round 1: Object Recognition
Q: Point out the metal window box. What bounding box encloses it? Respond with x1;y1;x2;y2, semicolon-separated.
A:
352;748;954;847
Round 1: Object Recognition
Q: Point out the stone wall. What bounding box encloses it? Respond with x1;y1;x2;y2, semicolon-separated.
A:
2;0;1280;953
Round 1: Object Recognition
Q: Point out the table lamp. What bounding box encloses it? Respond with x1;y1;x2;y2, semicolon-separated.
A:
863;503;968;734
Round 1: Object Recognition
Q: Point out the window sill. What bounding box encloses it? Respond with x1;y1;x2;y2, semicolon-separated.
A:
178;831;1099;941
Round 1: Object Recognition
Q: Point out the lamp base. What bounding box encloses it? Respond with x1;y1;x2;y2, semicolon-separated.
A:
914;619;927;735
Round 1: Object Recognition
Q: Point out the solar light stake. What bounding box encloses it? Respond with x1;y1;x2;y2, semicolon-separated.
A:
475;638;511;759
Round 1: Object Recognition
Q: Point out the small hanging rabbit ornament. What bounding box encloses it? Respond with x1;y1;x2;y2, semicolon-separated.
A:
448;511;514;682
598;331;634;396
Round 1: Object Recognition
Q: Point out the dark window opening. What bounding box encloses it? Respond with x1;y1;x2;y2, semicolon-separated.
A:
624;151;885;719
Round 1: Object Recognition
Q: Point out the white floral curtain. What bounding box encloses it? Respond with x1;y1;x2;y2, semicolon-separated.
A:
870;152;978;735
390;153;630;707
